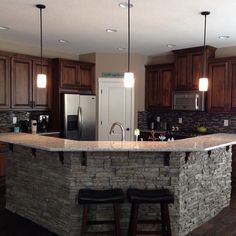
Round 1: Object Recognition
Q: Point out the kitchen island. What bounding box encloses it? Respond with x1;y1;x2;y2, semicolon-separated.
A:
0;133;235;236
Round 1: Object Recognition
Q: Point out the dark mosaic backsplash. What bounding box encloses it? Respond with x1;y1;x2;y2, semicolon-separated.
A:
0;111;51;133
138;110;236;134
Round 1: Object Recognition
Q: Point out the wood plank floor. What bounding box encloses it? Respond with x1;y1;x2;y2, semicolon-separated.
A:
1;176;236;235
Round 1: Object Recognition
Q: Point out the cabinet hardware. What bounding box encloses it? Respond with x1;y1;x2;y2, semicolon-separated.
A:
58;152;64;165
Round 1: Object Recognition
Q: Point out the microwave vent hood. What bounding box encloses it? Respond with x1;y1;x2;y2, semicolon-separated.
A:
172;91;205;111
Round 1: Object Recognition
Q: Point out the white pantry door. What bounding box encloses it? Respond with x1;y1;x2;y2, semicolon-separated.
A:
98;78;134;141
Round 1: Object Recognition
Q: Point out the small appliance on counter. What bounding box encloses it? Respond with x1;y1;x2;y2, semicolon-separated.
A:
38;115;49;132
31;120;37;134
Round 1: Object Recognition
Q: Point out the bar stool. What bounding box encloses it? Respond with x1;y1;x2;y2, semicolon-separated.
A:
78;188;125;236
127;188;174;236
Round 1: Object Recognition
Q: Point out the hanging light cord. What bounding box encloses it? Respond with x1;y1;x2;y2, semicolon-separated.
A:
36;4;46;74
201;11;210;78
40;7;43;74
203;13;207;77
40;7;43;73
127;0;131;72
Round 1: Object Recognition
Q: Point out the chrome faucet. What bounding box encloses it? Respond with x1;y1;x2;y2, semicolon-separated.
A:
109;122;125;141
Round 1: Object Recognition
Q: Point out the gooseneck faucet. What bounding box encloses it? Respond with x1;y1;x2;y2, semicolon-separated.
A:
109;122;125;141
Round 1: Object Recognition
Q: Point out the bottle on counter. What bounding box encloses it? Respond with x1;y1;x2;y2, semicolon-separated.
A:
31;120;37;134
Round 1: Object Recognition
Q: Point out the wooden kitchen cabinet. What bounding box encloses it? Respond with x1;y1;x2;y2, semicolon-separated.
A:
208;57;236;112
11;56;52;110
54;59;95;93
11;57;33;109
145;63;174;110
0;55;10;109
0;142;7;176
232;145;236;186
173;46;216;90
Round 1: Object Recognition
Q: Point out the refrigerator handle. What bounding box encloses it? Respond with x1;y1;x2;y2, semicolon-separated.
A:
78;106;82;139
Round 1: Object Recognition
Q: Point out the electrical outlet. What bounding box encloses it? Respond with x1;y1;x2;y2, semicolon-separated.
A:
178;118;183;124
156;116;160;122
13;117;17;124
224;120;229;126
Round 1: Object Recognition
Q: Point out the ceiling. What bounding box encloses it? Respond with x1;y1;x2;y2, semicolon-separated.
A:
1;0;236;57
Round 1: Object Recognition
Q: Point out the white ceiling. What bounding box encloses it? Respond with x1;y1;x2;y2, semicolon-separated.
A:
1;0;236;57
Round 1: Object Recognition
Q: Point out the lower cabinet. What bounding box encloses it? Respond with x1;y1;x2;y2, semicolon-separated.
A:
232;145;236;185
0;142;7;177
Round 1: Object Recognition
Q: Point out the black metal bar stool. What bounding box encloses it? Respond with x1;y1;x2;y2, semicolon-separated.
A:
127;188;174;236
78;188;125;236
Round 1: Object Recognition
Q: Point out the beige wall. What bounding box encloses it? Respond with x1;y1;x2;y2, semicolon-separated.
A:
94;52;148;128
0;39;79;60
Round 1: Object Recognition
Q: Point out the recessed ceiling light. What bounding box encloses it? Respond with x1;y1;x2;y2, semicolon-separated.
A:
106;29;117;33
167;44;176;48
218;35;230;39
58;39;69;43
117;47;126;51
119;2;134;8
0;25;9;30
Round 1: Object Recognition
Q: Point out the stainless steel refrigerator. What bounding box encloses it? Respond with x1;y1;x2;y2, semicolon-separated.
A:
62;94;96;140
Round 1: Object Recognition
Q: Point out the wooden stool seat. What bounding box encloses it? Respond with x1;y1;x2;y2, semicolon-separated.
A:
127;188;174;236
78;188;125;236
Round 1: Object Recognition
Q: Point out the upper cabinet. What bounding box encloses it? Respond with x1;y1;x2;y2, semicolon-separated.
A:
173;46;216;90
0;55;10;109
11;56;52;110
53;59;95;94
208;57;236;112
145;63;174;110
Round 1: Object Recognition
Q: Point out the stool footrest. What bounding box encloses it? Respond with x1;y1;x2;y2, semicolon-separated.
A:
88;220;115;225
137;230;162;235
138;219;161;224
84;231;115;236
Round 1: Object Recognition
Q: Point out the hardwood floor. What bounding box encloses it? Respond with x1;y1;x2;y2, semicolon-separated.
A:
0;176;236;236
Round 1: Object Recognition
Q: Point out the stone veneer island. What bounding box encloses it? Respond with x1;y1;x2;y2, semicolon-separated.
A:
0;132;235;236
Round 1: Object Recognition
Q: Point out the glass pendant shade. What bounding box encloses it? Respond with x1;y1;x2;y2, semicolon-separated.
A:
199;77;208;91
124;72;134;88
37;73;47;88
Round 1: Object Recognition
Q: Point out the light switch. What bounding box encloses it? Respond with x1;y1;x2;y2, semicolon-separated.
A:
13;117;17;124
156;116;160;122
224;120;229;126
178;118;183;124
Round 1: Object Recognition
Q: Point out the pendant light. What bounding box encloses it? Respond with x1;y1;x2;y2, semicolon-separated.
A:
124;0;134;88
199;11;210;92
36;4;47;88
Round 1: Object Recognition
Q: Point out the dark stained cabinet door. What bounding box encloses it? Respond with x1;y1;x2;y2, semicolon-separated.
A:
78;62;95;93
228;61;236;112
33;60;52;110
0;56;10;109
208;61;228;112
208;62;228;111
174;54;189;90
232;145;236;185
60;60;78;90
159;67;173;108
191;52;204;90
0;142;7;176
145;64;173;110
11;58;33;109
174;46;216;91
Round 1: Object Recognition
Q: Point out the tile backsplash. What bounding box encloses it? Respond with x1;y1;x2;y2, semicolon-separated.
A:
0;111;50;133
138;110;236;134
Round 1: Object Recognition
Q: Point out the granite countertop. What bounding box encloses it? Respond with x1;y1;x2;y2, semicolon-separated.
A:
0;132;236;152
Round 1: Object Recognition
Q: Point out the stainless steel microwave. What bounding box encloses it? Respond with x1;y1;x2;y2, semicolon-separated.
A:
172;91;205;111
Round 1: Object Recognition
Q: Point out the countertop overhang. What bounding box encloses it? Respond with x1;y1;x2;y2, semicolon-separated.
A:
0;132;236;152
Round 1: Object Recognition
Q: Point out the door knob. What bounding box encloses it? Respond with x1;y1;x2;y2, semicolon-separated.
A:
126;128;130;131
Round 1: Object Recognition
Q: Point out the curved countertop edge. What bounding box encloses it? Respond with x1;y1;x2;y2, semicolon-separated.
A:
0;132;236;152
